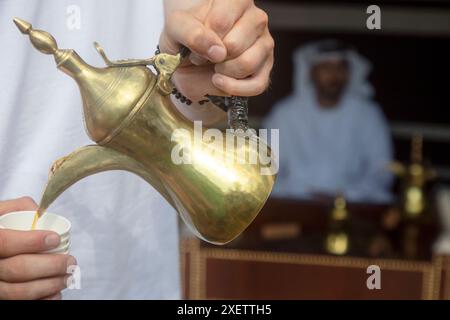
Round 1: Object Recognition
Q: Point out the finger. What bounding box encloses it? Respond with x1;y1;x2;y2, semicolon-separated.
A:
205;0;252;38
42;292;62;300
215;34;272;79
0;254;76;282
222;7;269;59
0;229;60;258
160;10;226;63
173;65;227;101
0;197;38;215
189;52;208;66
0;276;68;300
212;54;274;96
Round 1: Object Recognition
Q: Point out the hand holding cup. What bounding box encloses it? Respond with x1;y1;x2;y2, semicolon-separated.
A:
0;197;76;300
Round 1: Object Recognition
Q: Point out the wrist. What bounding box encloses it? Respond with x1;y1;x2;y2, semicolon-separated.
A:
170;95;226;127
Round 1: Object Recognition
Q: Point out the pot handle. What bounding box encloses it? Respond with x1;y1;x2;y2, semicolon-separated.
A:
94;42;249;130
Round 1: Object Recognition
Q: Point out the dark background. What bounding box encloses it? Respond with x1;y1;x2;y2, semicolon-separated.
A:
250;0;450;179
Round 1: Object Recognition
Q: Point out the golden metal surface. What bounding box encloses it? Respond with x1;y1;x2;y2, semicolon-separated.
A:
14;18;276;245
325;195;350;255
389;135;436;219
331;195;348;221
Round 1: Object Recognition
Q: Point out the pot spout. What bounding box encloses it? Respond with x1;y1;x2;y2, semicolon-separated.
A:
37;146;173;217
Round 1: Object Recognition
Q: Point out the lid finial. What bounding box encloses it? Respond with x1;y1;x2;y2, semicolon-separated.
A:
13;17;59;55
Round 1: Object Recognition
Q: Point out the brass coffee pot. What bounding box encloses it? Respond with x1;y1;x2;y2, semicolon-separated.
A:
389;134;436;219
14;18;276;244
325;195;350;255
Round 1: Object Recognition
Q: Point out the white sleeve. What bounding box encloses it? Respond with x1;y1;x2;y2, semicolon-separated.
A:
345;105;394;203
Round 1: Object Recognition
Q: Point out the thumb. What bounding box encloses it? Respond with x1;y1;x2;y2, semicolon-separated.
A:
0;229;61;258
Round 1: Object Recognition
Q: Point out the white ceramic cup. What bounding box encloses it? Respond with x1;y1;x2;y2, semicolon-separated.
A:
0;211;71;254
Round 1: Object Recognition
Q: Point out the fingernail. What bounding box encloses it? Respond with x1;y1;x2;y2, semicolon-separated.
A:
45;234;60;248
67;256;77;269
212;74;225;87
208;45;226;62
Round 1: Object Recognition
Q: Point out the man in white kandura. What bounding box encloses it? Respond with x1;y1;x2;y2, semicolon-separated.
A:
264;40;393;203
0;0;274;299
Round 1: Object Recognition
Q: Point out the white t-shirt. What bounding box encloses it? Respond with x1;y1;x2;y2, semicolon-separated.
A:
0;0;181;299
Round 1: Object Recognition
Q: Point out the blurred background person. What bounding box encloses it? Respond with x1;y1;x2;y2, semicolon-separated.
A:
264;40;393;203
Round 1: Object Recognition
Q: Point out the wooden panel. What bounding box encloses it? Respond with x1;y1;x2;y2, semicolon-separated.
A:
205;258;424;300
182;252;190;300
440;257;450;300
180;194;447;300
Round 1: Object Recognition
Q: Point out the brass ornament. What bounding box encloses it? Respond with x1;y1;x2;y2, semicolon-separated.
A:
14;18;276;245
